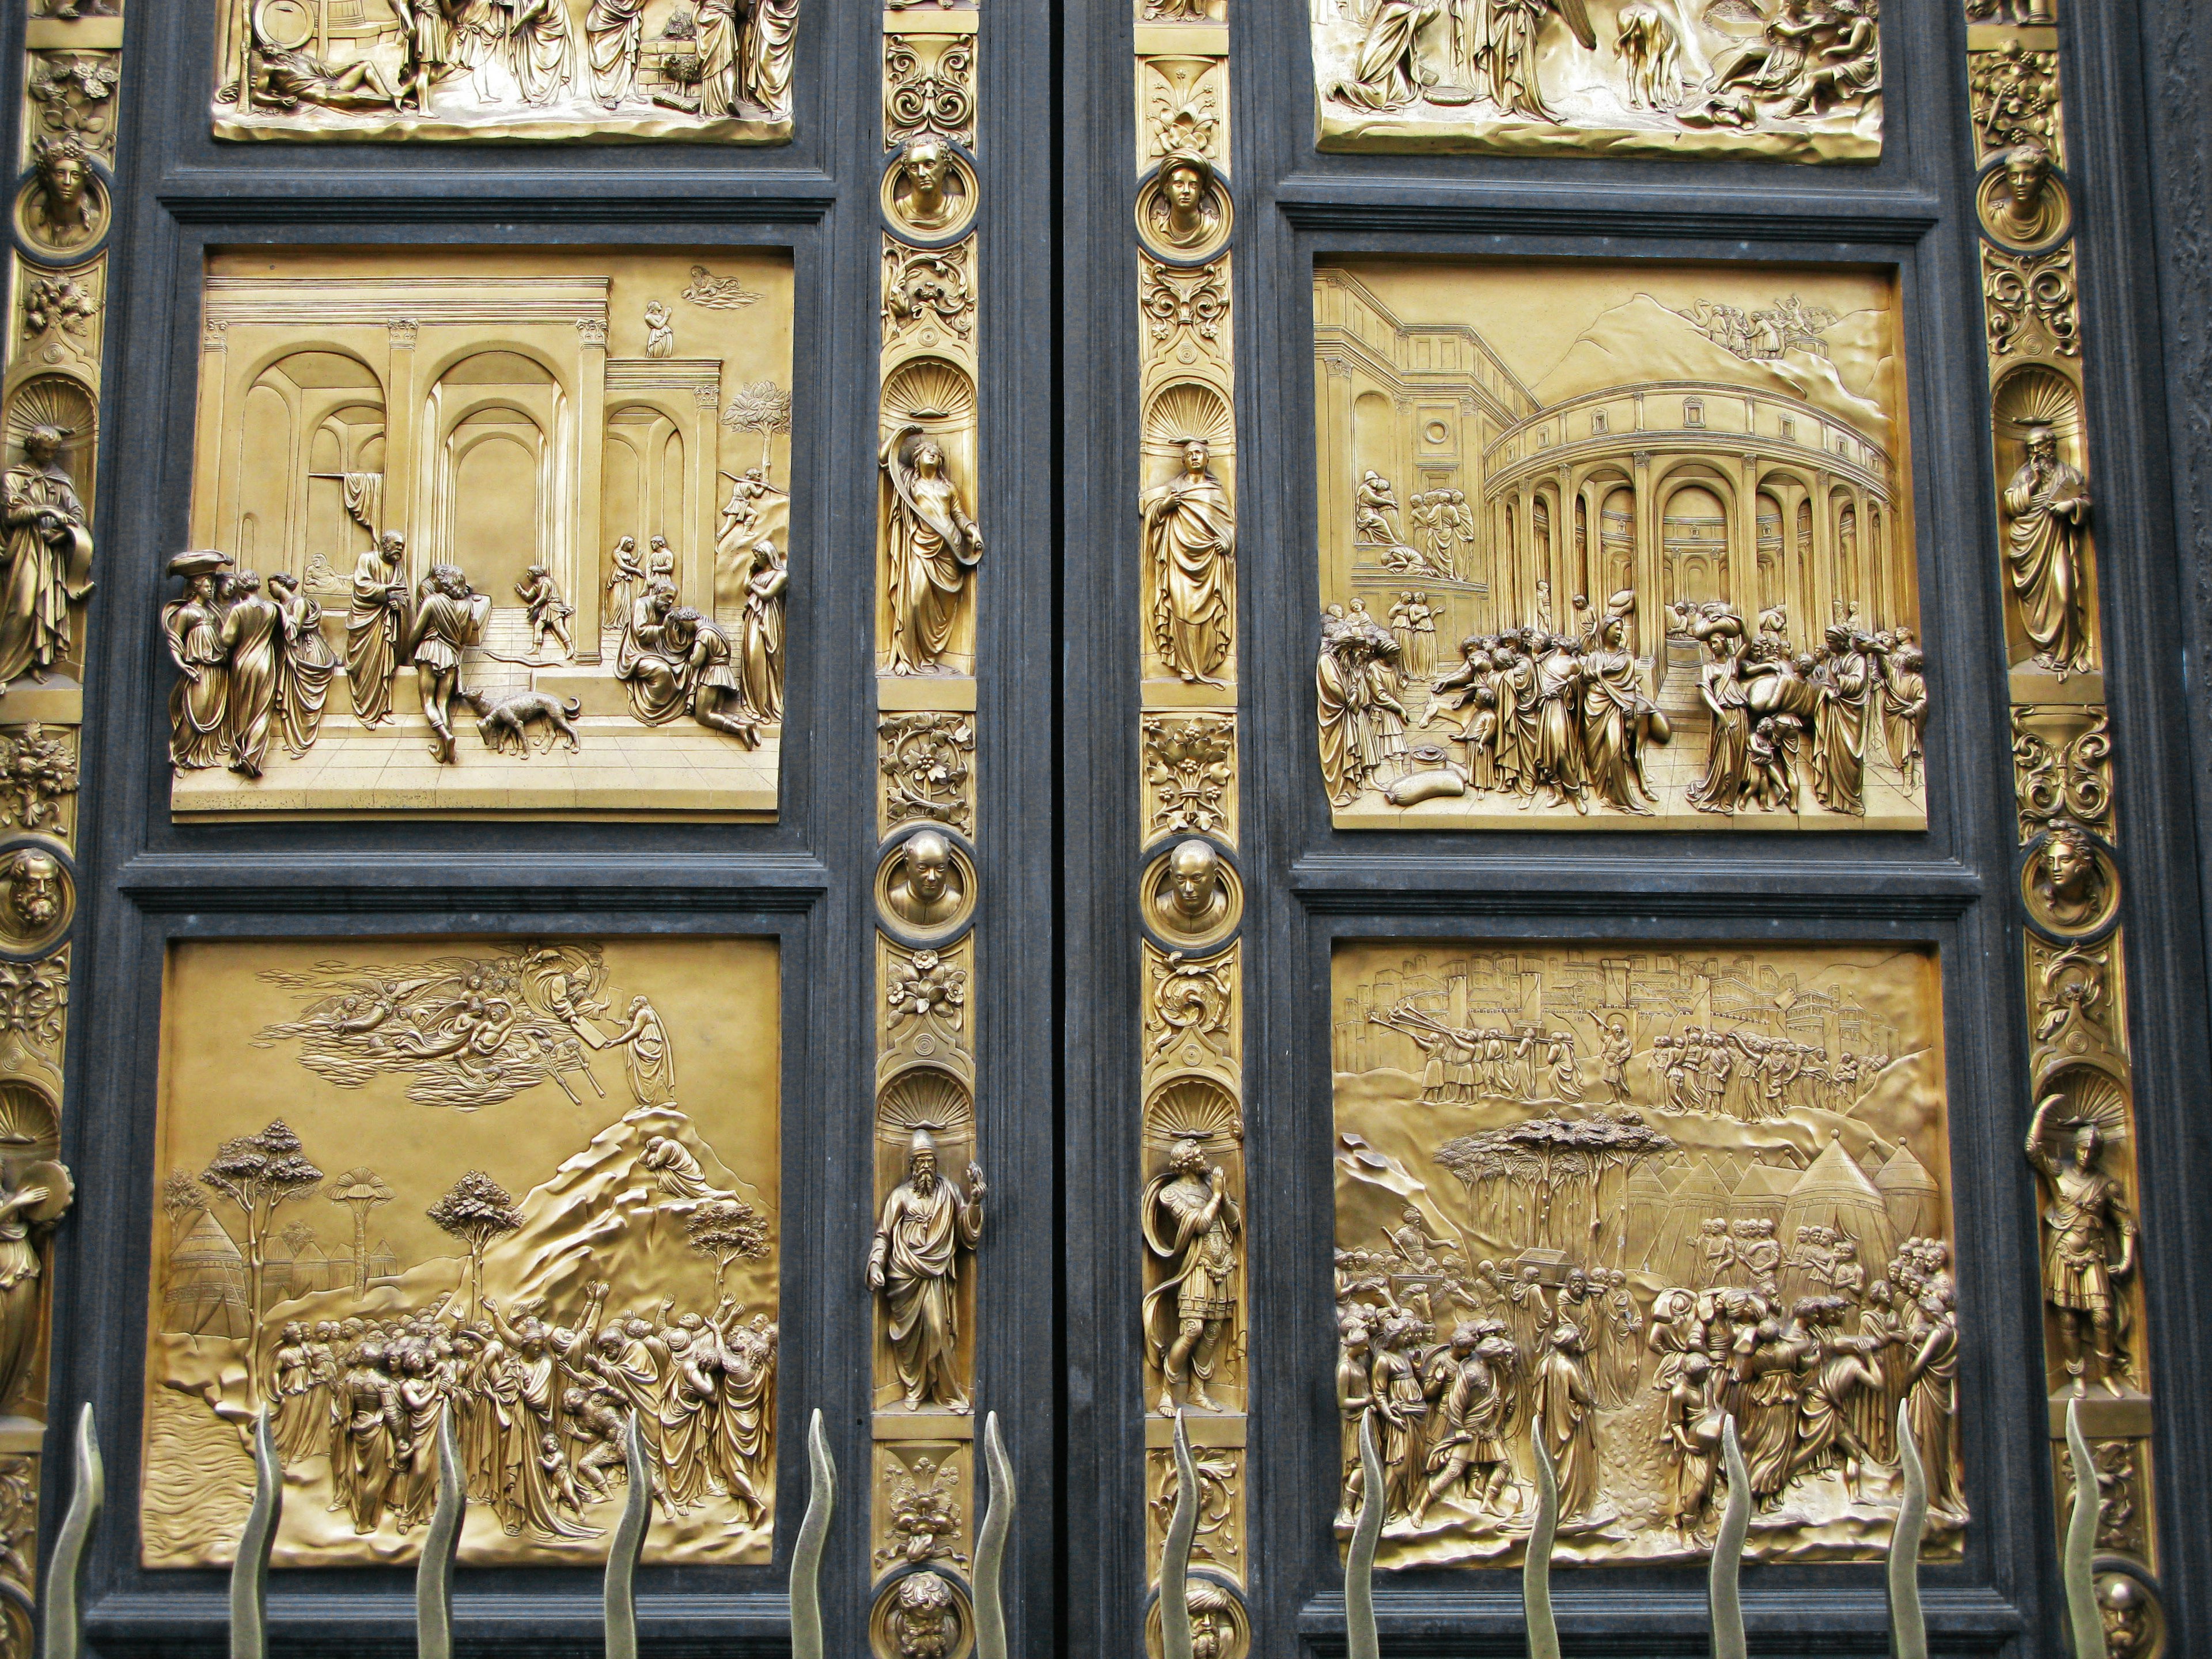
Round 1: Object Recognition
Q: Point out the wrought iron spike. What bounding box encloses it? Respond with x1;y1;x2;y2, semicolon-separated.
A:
1887;1397;1928;1659
1525;1434;1560;1659
1344;1412;1383;1659
1709;1414;1749;1659
974;1411;1013;1659
789;1408;833;1659
416;1406;464;1659
229;1406;281;1659
1159;1410;1198;1659
41;1404;101;1659
2062;1398;2108;1659
603;1409;653;1659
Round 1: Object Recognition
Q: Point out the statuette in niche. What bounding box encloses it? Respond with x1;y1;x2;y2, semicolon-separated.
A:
0;1098;69;1414
1979;142;2071;249
2003;422;2092;677
868;1130;986;1412
2026;1089;2137;1398
1143;1135;1242;1415
881;425;983;677
1;423;93;692
1143;440;1237;686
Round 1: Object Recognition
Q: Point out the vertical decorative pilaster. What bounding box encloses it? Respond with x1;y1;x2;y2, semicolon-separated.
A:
872;0;987;1649
0;0;118;1648
1134;0;1248;1650
1962;0;2166;1636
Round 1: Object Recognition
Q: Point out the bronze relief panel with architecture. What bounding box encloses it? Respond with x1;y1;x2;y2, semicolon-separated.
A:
142;935;782;1570
1332;940;1960;1567
211;0;798;144
166;247;793;820
1312;0;1880;161
1315;260;1923;831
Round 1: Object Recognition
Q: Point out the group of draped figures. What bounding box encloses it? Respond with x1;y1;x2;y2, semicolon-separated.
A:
229;0;800;125
1334;1225;1963;1544
161;551;338;779
267;1283;778;1540
1319;599;1669;815
1673;600;1926;817
609;536;783;745
1326;0;1879;133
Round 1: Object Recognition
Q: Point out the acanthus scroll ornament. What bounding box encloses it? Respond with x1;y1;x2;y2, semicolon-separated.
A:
2013;706;2112;840
1145;947;1233;1065
883;238;976;347
884;35;974;151
1984;246;2080;359
1140;256;1228;365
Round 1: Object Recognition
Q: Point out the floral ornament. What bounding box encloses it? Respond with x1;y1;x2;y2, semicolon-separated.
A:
888;949;968;1028
0;725;77;831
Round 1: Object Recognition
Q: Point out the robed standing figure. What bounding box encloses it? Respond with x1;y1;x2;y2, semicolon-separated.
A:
0;427;93;687
867;1130;987;1411
2003;423;2093;673
346;533;410;724
880;425;983;675
1142;438;1237;685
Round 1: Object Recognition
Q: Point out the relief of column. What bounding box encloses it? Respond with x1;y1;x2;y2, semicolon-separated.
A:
1964;6;2165;1644
1135;2;1248;1651
0;0;114;1643
872;3;988;1649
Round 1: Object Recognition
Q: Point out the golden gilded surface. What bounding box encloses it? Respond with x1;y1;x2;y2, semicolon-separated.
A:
210;0;796;145
1332;940;1963;1566
1314;259;1923;831
141;936;781;1569
1312;0;1880;161
172;247;793;819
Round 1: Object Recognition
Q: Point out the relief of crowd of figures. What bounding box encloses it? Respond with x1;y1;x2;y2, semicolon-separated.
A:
1313;0;1882;160
143;940;782;1569
213;0;798;142
1332;942;1962;1566
1313;262;1922;829
164;248;793;817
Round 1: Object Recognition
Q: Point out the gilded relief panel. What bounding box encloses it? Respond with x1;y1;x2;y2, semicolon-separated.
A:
1332;940;1962;1567
1312;0;1880;161
141;937;782;1569
169;247;793;820
211;0;797;144
1315;260;1923;831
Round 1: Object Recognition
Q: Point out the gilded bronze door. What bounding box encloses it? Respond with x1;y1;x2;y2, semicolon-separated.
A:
0;0;2205;1656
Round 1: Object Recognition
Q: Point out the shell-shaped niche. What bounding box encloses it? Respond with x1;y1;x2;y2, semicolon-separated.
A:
1142;1071;1241;1154
877;1063;976;1147
1142;380;1234;460
882;356;976;435
1991;362;2081;444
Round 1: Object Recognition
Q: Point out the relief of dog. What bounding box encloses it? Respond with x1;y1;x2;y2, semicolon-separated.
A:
464;690;584;755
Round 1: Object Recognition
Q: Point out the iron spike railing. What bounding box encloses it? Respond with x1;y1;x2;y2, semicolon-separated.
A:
416;1408;464;1659
1524;1436;1560;1659
1888;1397;1929;1659
1344;1414;1383;1659
603;1410;654;1659
974;1411;1012;1659
1159;1410;1199;1659
39;1405;99;1659
229;1407;280;1659
2063;1397;2109;1659
1709;1414;1751;1659
789;1407;833;1659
